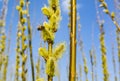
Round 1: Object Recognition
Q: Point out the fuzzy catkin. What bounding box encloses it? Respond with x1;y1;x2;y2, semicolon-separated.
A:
83;57;88;81
16;0;28;80
79;37;88;81
99;0;120;30
0;0;8;29
38;0;65;81
93;48;97;81
38;43;65;77
36;58;40;80
0;1;8;80
116;29;120;79
80;40;89;81
100;29;109;81
90;49;94;81
2;55;8;81
0;34;6;70
15;24;21;81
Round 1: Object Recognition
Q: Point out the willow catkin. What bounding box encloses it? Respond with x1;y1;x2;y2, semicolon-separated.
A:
99;1;120;80
93;48;97;81
36;58;40;80
2;55;8;81
90;49;94;81
15;23;21;81
94;56;98;81
38;0;64;81
95;1;109;81
99;26;109;81
16;0;28;81
99;0;120;30
116;29;120;79
36;78;44;81
0;0;8;28
0;34;6;70
79;33;88;81
0;0;8;70
0;34;6;81
83;57;88;81
68;0;71;29
38;43;65;77
0;0;8;80
79;36;88;81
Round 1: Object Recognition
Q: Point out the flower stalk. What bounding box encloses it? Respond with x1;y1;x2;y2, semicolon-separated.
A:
25;0;35;81
16;0;28;80
96;1;109;81
15;23;21;81
111;44;117;81
38;0;65;81
69;0;77;81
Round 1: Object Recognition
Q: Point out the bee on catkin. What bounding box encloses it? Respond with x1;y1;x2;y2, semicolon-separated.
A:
38;0;65;81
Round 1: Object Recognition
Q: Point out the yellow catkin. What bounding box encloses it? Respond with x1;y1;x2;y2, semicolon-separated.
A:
90;49;94;81
38;43;65;77
15;23;21;81
38;0;65;81
0;34;7;81
68;0;71;29
96;1;109;81
83;57;88;81
77;11;88;81
38;0;61;43
36;58;40;80
92;47;98;81
94;52;97;81
2;55;8;81
53;43;66;60
16;0;28;81
78;19;88;81
36;78;44;81
99;0;120;31
99;26;109;81
0;0;8;80
99;1;120;59
0;34;6;70
79;38;89;81
116;29;120;79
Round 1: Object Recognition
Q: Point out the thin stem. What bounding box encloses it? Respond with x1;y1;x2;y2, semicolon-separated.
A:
26;1;35;81
112;44;117;81
48;42;53;81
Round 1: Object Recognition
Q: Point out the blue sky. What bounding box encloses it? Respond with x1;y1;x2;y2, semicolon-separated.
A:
0;0;119;81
